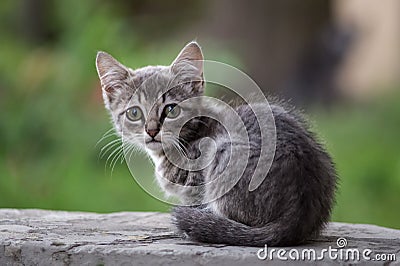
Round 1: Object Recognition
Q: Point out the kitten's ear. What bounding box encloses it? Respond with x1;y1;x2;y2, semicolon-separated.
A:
171;41;203;79
96;52;130;108
96;51;129;94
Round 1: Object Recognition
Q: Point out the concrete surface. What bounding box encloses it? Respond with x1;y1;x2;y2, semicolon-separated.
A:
0;209;399;265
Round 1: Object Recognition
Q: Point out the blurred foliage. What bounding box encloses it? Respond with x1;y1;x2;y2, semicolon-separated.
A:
313;94;400;229
0;1;399;229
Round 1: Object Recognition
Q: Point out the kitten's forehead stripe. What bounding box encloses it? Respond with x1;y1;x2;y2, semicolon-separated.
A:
141;84;148;100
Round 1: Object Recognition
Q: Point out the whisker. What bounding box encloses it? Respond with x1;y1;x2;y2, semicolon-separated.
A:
124;145;134;164
95;128;117;147
177;137;190;147
124;142;137;163
101;138;122;149
174;138;188;157
111;146;125;174
106;144;123;172
167;135;189;159
100;139;122;159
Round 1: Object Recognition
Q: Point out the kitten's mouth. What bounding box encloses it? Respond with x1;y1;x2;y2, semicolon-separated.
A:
145;139;162;149
145;139;161;144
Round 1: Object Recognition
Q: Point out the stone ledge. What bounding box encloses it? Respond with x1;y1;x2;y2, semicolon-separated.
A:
0;209;399;265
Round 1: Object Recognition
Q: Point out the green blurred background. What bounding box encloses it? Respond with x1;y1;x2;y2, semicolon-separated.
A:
0;0;399;229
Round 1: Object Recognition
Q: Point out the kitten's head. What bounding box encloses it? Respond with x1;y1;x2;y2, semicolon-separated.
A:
96;42;205;153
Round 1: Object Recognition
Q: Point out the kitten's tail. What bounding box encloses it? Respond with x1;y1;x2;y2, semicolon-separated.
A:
172;206;309;247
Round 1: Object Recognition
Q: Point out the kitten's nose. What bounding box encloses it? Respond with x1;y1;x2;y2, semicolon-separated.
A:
146;128;159;138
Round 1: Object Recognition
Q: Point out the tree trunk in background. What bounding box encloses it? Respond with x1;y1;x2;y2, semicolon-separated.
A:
334;0;400;99
199;0;340;105
192;0;400;104
19;0;57;44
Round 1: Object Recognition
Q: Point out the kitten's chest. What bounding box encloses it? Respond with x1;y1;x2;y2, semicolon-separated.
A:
151;153;185;179
146;150;165;175
154;157;166;177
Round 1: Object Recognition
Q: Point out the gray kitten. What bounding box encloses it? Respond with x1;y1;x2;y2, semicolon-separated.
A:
95;42;337;247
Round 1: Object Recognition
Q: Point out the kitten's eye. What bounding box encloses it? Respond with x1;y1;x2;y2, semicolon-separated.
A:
126;106;143;121
164;104;181;119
